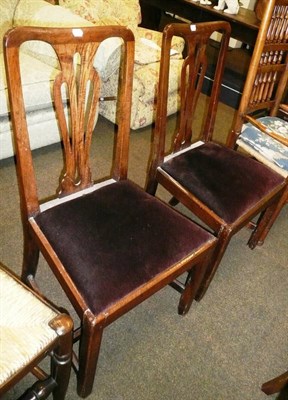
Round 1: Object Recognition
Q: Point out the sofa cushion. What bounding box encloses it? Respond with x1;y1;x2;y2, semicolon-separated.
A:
13;0;93;68
134;59;183;104
98;57;183;129
134;27;184;65
0;0;20;53
0;52;59;117
14;0;93;27
14;0;121;81
58;0;184;76
59;0;141;30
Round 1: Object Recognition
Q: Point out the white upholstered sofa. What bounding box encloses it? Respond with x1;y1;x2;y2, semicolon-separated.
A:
0;0;184;160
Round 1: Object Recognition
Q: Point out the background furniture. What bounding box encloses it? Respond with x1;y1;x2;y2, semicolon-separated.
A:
4;25;216;398
59;0;185;130
0;0;94;160
146;21;286;302
227;0;288;246
0;0;184;160
0;263;73;400
140;0;262;109
140;0;260;44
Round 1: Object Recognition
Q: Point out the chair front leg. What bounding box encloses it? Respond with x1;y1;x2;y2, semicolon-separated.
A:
195;228;232;302
248;186;287;248
77;312;104;398
50;314;74;400
178;255;212;315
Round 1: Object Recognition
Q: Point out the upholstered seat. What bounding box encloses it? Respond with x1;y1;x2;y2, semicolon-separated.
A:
35;180;214;316
0;269;57;385
238;117;288;177
0;265;73;399
161;142;284;224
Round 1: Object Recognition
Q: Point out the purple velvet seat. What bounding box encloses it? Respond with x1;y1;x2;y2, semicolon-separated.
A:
162;142;284;224
36;180;215;316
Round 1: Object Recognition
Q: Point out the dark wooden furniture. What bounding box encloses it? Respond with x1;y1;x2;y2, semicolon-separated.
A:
262;370;288;395
140;0;260;45
227;0;288;245
0;263;73;400
140;0;261;109
4;25;217;398
145;21;286;301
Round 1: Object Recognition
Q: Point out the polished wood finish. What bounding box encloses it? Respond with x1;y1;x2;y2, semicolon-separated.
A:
146;21;286;302
0;264;73;400
4;26;217;398
140;0;260;44
228;0;288;127
227;0;288;243
261;370;288;395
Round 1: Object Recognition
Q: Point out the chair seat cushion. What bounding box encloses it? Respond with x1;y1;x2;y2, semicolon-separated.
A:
34;180;215;315
238;117;288;172
0;268;57;385
161;142;285;224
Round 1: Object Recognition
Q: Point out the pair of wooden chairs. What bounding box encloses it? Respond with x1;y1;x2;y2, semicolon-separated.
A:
3;2;286;396
3;25;217;398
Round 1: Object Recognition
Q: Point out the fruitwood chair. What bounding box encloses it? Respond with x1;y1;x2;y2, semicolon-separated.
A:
227;0;288;245
4;26;217;398
0;263;73;400
146;21;286;302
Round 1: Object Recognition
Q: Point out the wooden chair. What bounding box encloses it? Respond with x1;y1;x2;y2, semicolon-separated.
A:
4;26;217;398
0;263;73;400
227;0;288;245
145;21;286;302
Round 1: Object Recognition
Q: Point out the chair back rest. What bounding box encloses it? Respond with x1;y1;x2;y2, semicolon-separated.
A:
4;26;134;218
229;0;288;143
149;22;231;171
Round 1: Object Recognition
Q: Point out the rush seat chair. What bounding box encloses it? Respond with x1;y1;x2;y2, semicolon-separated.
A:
227;0;288;245
4;26;217;397
145;21;286;302
0;263;73;400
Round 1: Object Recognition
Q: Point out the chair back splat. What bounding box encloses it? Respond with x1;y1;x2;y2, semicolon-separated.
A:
146;21;286;302
4;26;217;397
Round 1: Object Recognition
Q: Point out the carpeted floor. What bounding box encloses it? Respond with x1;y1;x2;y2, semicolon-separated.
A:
0;101;287;400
